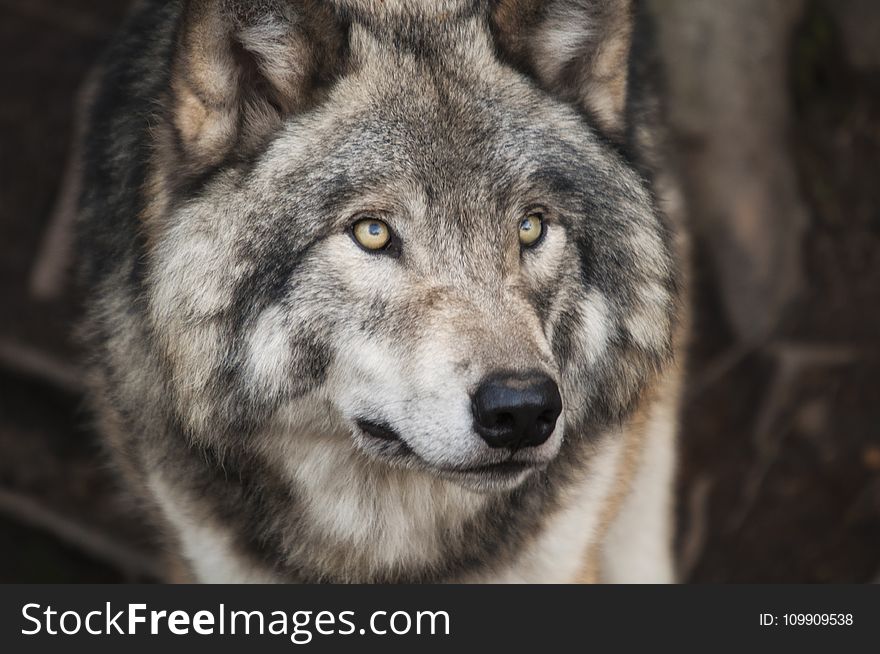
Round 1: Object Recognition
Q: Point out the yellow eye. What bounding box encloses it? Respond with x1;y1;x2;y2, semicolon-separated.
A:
519;213;545;247
352;218;392;251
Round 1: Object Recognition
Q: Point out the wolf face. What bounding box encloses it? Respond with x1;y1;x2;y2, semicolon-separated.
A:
140;0;676;497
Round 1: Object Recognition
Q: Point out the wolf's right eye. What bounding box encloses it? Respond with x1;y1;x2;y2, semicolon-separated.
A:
519;213;545;248
351;218;393;252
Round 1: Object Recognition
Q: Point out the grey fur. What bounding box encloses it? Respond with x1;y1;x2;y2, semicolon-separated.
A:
76;0;683;583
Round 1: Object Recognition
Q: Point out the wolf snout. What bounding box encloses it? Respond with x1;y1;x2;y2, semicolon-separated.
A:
471;372;562;452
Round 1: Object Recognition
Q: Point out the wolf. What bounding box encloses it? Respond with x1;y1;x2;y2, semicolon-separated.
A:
75;0;687;583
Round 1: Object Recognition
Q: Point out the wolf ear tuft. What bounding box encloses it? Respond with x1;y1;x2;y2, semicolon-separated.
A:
492;0;633;137
169;0;346;172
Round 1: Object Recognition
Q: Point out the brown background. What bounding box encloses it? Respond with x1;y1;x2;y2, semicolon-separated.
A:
0;0;877;582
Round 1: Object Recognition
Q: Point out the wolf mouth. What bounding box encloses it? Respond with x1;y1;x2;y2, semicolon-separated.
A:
355;419;402;442
353;418;545;482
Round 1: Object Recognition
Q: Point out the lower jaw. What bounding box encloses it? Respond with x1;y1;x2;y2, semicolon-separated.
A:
353;430;546;492
435;465;539;493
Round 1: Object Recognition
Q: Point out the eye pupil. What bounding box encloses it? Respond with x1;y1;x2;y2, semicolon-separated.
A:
368;223;382;236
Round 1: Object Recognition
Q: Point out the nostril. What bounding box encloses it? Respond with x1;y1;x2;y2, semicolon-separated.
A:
493;412;515;430
538;411;556;426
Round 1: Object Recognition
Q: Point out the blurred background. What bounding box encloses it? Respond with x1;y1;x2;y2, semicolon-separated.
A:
0;0;877;583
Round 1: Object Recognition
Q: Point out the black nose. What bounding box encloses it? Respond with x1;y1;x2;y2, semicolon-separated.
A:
471;372;563;451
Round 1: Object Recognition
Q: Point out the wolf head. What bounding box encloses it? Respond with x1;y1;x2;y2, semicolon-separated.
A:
145;0;677;492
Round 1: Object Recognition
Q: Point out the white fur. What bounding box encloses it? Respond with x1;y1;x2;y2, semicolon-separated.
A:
535;16;595;81
628;228;668;277
600;393;678;583
150;475;277;584
246;305;292;397
579;289;611;365
625;282;671;351
278;431;489;573
471;435;624;583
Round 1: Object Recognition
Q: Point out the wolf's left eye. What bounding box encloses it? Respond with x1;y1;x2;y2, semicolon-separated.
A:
519;213;545;248
352;218;393;252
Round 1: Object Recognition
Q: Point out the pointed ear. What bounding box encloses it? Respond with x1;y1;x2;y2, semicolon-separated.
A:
169;0;346;173
492;0;633;137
